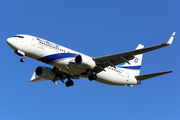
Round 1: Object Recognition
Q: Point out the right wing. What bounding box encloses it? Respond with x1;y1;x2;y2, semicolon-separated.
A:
30;67;75;84
93;32;175;73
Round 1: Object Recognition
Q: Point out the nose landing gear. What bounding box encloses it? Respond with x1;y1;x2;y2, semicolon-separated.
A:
14;50;26;62
20;58;25;62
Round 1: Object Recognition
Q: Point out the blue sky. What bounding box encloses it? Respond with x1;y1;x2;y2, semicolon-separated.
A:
1;0;180;120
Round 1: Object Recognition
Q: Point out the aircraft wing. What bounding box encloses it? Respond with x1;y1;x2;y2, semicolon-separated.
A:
94;32;175;73
30;67;77;84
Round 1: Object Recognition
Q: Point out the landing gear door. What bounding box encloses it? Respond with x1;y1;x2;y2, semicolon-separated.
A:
31;38;36;46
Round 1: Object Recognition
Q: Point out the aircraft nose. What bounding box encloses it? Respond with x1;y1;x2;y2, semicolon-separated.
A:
6;38;13;45
6;38;16;50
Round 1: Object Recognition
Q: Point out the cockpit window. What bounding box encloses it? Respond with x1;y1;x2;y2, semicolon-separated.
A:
13;35;24;38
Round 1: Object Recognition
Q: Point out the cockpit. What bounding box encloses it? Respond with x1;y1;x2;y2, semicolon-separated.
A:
13;35;24;38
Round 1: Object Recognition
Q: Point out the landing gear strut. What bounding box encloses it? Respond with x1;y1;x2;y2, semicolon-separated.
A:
14;50;26;62
65;79;74;87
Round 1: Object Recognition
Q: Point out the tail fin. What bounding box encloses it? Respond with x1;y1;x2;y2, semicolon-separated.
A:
118;44;144;76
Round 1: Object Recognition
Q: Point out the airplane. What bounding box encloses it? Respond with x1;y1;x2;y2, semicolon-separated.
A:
6;32;175;87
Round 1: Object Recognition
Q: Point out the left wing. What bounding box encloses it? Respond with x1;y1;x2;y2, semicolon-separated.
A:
30;67;75;84
94;32;175;73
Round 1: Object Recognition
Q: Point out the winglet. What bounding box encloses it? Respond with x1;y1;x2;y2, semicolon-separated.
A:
30;72;36;81
30;72;46;83
166;32;176;45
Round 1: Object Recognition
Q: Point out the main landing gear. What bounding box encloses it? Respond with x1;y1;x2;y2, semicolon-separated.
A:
64;74;97;87
65;74;97;87
65;79;74;87
88;74;97;81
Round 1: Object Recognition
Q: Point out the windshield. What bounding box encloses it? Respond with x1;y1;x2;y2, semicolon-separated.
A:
13;35;24;38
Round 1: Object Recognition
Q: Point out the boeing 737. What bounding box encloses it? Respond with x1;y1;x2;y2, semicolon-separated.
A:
6;32;175;87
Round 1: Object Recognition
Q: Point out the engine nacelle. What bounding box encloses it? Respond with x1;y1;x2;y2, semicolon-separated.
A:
75;55;96;69
35;66;56;80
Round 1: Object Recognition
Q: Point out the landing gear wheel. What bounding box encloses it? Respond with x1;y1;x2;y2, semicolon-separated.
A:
65;80;74;87
69;80;74;86
88;74;97;81
20;58;25;62
65;82;70;87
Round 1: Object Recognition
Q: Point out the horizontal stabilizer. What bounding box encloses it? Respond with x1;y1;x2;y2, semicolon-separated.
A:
135;71;173;81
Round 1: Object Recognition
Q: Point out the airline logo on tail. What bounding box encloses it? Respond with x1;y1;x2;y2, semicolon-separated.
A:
134;58;138;63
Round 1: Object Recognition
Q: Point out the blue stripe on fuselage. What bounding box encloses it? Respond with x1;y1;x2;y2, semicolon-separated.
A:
117;65;141;70
38;53;77;63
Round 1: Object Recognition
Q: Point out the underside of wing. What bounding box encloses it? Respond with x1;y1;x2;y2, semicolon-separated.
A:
29;67;76;84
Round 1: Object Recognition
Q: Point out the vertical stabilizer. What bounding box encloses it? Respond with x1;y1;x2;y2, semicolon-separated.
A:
118;44;144;76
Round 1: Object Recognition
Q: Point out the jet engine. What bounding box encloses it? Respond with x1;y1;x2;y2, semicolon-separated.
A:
35;66;56;80
75;55;96;69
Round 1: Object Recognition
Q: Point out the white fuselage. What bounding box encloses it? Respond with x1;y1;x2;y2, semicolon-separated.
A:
7;35;139;86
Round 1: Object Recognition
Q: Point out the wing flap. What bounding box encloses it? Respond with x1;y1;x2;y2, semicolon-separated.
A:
135;71;173;81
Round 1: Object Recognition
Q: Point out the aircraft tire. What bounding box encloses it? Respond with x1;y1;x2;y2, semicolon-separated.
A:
20;58;25;62
65;80;74;87
88;74;97;81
